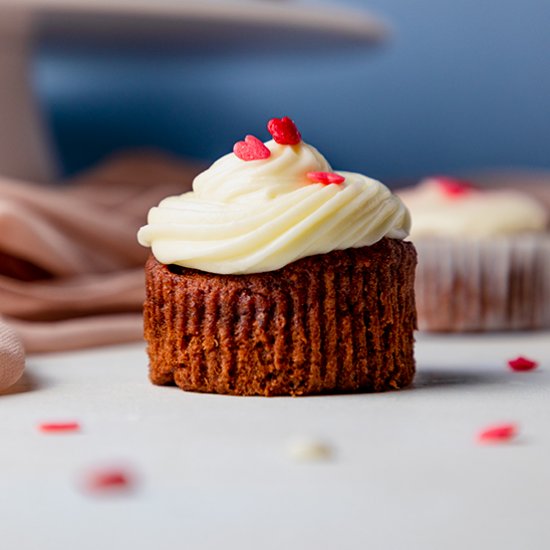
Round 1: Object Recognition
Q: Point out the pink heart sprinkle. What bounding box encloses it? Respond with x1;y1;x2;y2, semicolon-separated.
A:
39;421;80;433
508;356;538;372
84;468;134;494
433;176;474;197
267;116;302;145
307;171;345;185
233;135;271;161
477;423;517;443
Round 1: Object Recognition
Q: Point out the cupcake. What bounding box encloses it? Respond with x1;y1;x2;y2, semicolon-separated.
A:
137;117;416;396
398;176;550;332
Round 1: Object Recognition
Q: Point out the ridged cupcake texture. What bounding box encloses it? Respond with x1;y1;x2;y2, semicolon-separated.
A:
144;239;416;396
414;236;550;331
139;118;416;395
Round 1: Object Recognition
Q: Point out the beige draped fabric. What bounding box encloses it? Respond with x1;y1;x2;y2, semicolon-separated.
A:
0;150;201;355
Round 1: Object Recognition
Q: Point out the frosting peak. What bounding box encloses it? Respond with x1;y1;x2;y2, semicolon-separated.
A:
193;140;331;203
138;138;410;274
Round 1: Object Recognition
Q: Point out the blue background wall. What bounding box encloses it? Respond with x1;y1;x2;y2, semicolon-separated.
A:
34;0;550;183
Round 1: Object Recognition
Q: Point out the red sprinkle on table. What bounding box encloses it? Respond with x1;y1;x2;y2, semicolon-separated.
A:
85;469;132;493
508;356;538;372
477;423;517;443
233;135;271;161
39;421;80;433
267;117;302;145
433;176;474;197
307;171;346;185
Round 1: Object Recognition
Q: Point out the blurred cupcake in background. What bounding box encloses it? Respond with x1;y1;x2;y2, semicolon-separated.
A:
398;176;550;332
469;170;550;215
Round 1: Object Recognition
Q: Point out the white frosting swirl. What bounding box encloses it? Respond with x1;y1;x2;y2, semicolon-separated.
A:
398;178;548;238
138;139;410;274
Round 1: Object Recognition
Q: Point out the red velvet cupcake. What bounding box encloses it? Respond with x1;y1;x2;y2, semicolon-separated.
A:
138;118;416;395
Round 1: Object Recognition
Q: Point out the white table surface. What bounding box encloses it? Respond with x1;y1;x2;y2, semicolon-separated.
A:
1;331;549;550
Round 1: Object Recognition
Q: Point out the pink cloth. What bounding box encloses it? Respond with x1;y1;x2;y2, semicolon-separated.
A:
0;317;25;391
0;151;201;354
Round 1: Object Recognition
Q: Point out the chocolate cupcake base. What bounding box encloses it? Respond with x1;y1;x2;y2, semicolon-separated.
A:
144;238;417;396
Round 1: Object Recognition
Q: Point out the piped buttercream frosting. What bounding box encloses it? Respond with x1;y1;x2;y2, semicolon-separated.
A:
398;177;548;239
137;139;410;274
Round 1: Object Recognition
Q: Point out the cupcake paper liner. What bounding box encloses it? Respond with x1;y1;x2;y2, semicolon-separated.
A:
414;235;550;331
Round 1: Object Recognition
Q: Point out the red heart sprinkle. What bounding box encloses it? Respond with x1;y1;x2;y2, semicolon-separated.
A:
307;171;345;185
233;135;271;161
85;469;133;493
508;356;538;372
433;176;474;197
39;421;80;433
477;423;517;443
267;117;302;145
